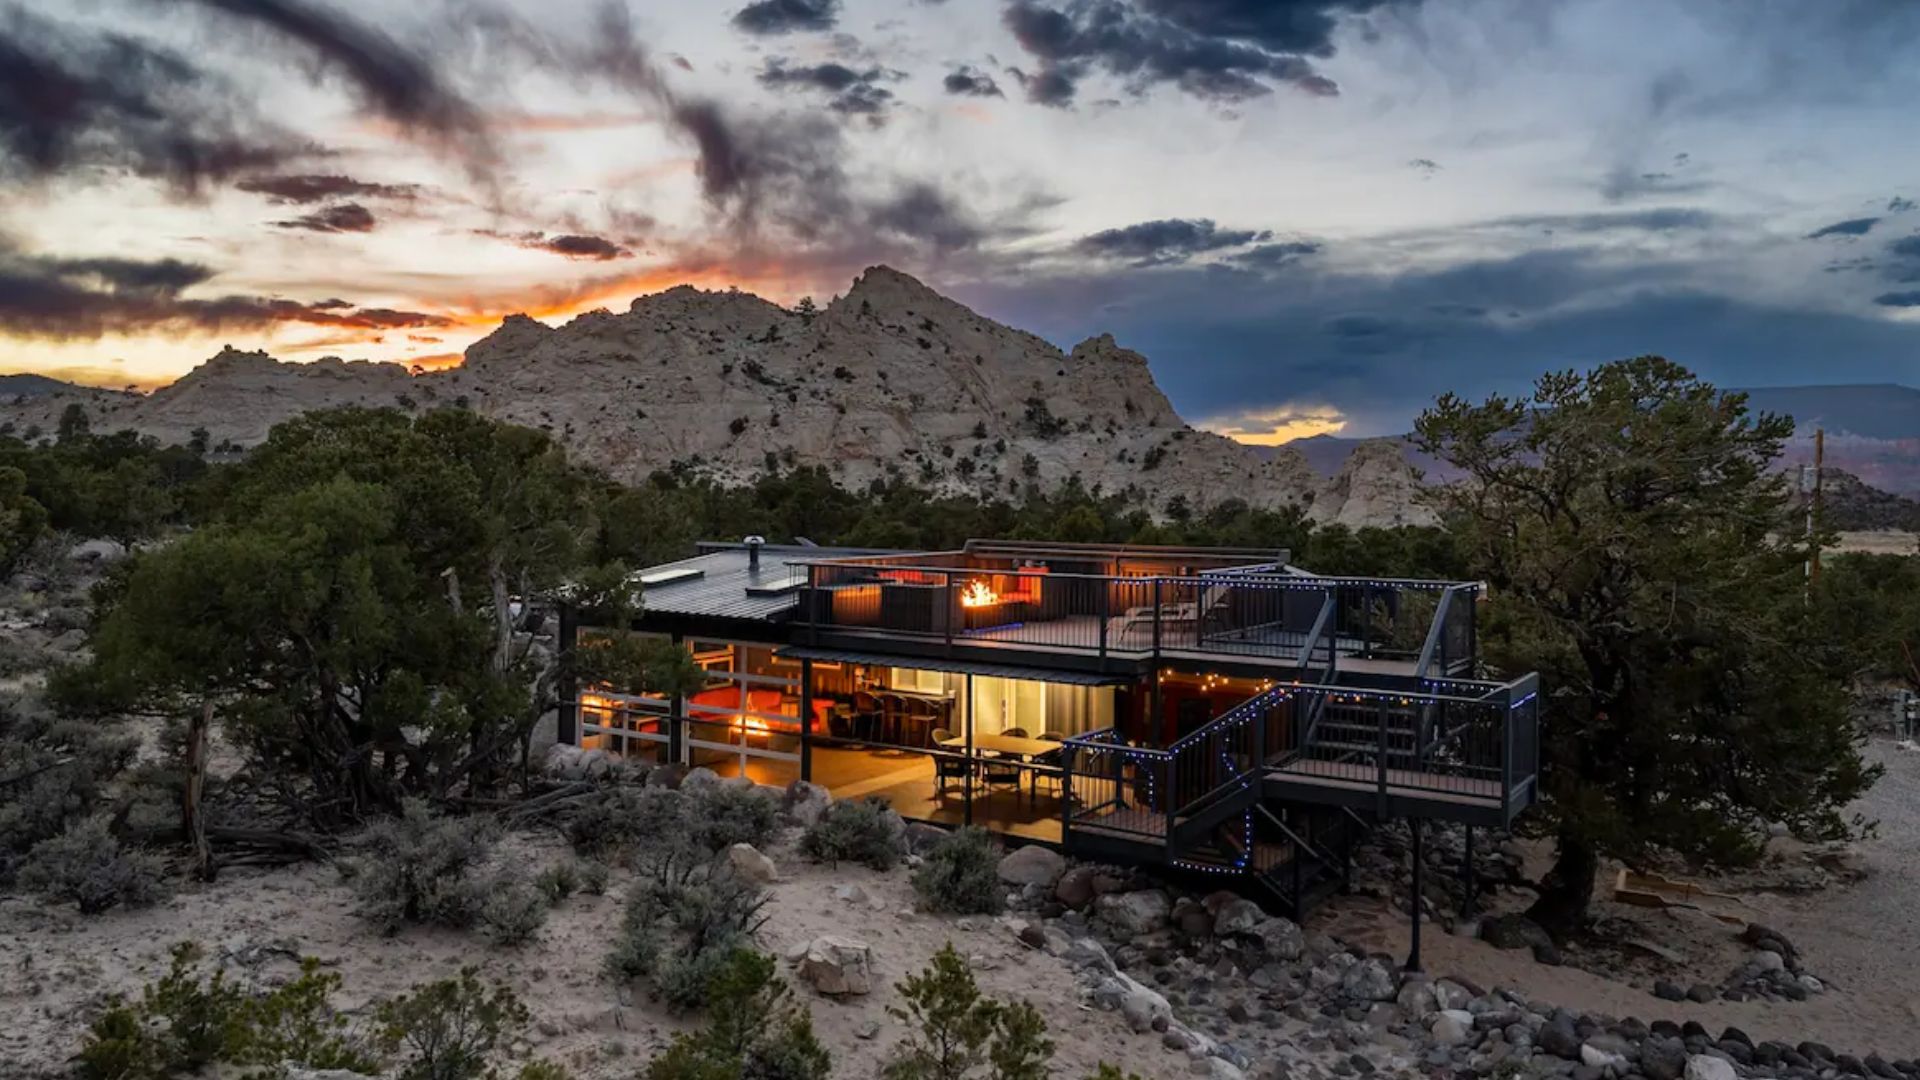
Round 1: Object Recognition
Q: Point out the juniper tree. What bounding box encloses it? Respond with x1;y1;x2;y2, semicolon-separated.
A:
1415;357;1876;933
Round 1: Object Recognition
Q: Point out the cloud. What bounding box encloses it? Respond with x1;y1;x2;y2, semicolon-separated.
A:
1873;291;1920;308
274;202;378;232
0;239;448;340
733;0;840;35
236;173;424;204
1891;197;1916;214
1599;165;1712;202
1199;402;1348;445
1077;217;1271;264
1807;217;1880;239
1000;0;1368;106
1230;240;1321;270
944;65;1004;97
1490;207;1720;234
757;58;903;119
1008;64;1080;107
0;5;313;192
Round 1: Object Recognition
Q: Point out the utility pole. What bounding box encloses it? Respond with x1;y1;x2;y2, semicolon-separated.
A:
1812;428;1824;586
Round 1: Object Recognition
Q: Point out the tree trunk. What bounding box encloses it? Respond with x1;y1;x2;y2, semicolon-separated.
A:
185;698;215;882
1527;829;1597;937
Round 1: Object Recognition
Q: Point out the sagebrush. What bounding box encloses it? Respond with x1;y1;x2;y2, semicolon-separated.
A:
798;798;905;870
911;827;1003;915
18;815;166;914
607;844;770;1011
644;948;831;1080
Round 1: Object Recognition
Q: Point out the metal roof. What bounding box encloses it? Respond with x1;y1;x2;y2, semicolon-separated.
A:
775;646;1133;686
634;543;900;622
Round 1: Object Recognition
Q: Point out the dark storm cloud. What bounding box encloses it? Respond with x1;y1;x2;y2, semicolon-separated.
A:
757;58;902;119
867;183;998;252
1008;64;1081;107
944;65;1004;97
0;239;448;340
733;0;840;35
999;0;1369;106
1891;197;1916;214
1077;218;1271;264
236;173;424;204
1490;207;1720;234
1807;217;1880;239
0;5;312;192
274;202;377;232
1872;291;1920;308
1230;240;1321;269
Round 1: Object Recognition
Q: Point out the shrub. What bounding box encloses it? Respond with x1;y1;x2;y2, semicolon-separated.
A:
608;851;769;1011
479;874;550;946
1085;1068;1146;1080
19;815;167;914
565;785;692;861
0;707;137;884
75;943;377;1080
576;859;611;895
798;798;905;870
882;943;1053;1080
644;948;831;1080
375;968;528;1080
689;784;781;851
534;860;581;903
351;799;497;932
911;828;1003;915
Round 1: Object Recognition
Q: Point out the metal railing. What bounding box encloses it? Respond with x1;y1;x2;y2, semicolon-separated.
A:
800;560;1479;672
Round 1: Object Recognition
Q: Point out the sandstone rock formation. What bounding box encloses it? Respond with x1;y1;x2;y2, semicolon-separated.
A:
1;266;1432;524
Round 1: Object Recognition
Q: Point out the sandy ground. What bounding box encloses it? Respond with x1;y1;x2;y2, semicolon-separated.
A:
1316;735;1920;1060
0;830;1194;1080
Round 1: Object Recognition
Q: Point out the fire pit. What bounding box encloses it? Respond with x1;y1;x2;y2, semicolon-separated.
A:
958;577;1036;629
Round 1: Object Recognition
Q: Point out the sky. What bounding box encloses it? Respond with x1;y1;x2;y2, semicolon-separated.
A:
4;0;1920;441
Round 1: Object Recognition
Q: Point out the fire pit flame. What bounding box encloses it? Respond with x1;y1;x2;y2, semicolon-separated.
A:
959;579;999;608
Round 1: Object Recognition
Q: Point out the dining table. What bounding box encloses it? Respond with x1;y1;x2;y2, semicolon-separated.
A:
934;732;1063;800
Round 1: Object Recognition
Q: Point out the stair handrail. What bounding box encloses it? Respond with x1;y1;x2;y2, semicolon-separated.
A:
1294;593;1340;752
1413;585;1456;680
1164;683;1284;825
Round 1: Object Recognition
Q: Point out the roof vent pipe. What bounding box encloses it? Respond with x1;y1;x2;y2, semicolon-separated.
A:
745;535;765;572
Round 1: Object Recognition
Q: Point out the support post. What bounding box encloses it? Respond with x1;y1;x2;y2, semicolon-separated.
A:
799;658;814;783
669;630;685;765
1405;818;1424;973
557;602;579;745
1461;824;1477;920
963;673;975;827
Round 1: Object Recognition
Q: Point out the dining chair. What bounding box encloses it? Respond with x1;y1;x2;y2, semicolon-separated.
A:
929;728;974;797
1031;730;1066;796
1001;726;1030;739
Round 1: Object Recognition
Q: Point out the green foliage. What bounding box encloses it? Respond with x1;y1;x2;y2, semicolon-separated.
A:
565;784;694;861
18;815;167;914
351;799;499;933
1084;1067;1146;1080
690;783;781;851
644;948;831;1080
607;846;770;1011
76;942;376;1080
1810;552;1920;688
882;943;1054;1080
0;426;208;544
70;408;607;823
0;706;137;884
1415;357;1877;929
798;797;906;870
0;465;48;579
912;827;1003;915
375;967;529;1080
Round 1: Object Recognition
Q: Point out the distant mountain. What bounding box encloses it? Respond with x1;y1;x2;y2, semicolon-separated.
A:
1737;384;1920;441
0;267;1432;527
0;372;92;399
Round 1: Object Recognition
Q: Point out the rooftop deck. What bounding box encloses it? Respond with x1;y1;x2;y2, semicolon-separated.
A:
793;540;1479;681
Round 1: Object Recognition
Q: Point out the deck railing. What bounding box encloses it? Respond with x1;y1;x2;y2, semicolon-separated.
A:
800;559;1478;672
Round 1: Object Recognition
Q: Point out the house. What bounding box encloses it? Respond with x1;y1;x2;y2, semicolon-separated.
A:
559;537;1540;962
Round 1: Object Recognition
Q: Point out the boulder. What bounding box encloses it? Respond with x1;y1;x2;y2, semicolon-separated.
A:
1211;897;1265;937
1091;973;1173;1034
1055;866;1099;910
997;845;1067;888
1537;1019;1583;1060
543;743;585;779
1339;958;1398;1002
784;780;832;827
726;843;777;884
1481;913;1552;952
679;766;721;794
1246;916;1304;960
797;936;874;996
66;538;127;563
1095;889;1171;935
1642;1037;1688;1080
1684;1056;1737;1080
1430;1010;1475;1047
1581;1043;1629;1071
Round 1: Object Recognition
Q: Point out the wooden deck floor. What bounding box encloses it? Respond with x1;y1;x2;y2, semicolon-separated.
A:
1266;757;1503;806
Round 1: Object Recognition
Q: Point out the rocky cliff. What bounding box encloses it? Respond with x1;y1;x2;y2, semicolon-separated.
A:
1;266;1431;525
